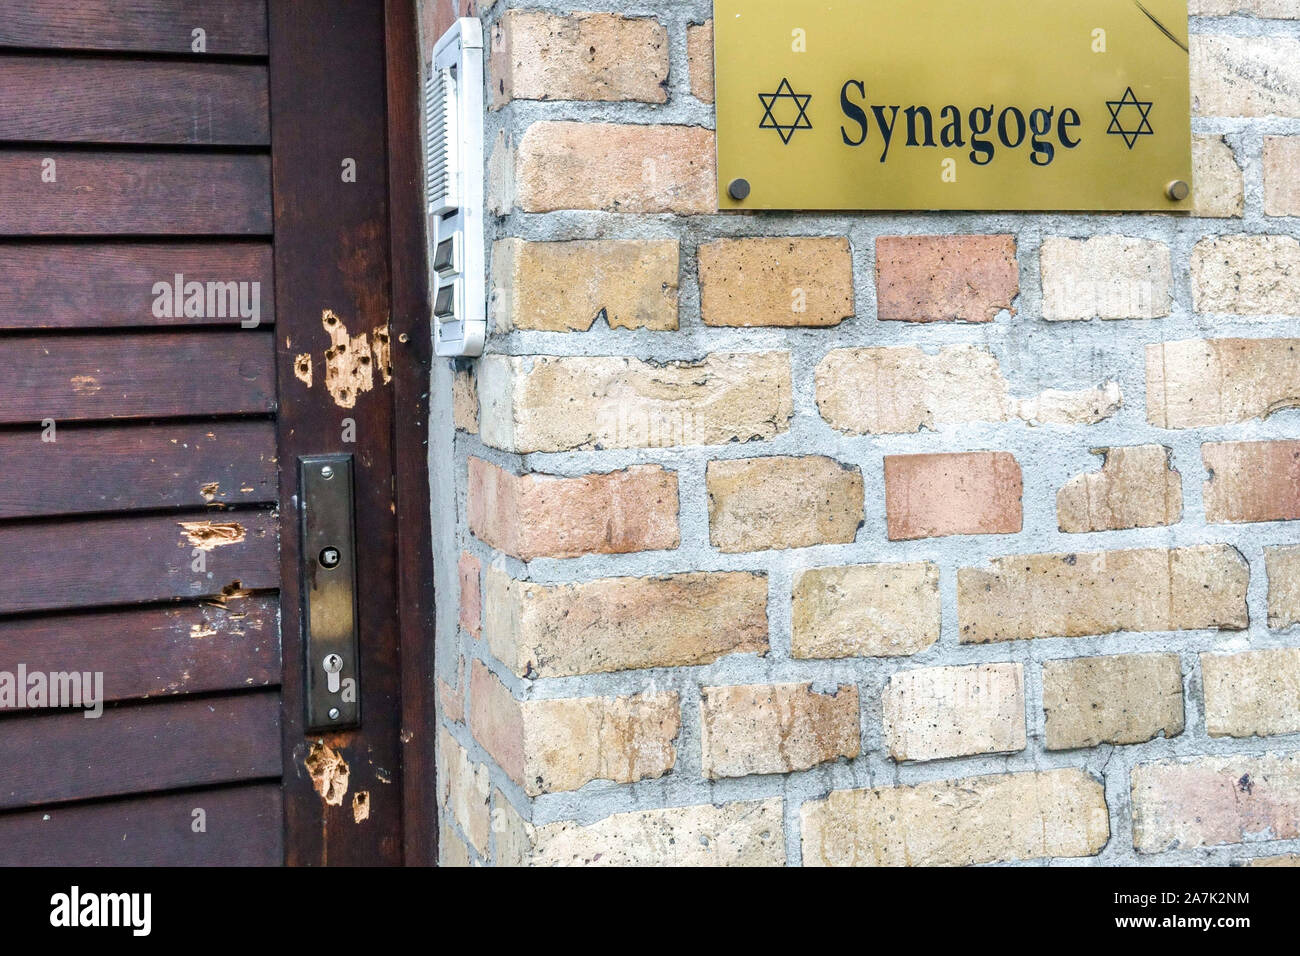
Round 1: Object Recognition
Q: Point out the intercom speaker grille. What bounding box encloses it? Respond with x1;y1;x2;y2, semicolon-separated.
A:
424;66;459;215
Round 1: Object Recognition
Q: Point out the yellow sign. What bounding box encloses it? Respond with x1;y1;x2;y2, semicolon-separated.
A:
715;0;1192;211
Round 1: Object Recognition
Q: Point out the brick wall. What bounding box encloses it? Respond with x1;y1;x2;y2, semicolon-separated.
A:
428;0;1300;866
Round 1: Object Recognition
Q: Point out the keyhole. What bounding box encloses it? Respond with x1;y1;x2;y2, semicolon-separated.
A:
323;653;343;693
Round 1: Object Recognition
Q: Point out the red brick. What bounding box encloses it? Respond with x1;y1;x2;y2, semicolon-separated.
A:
1203;440;1300;524
875;235;1018;323
884;452;1023;541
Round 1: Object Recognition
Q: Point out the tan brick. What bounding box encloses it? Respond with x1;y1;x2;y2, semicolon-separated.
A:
1192;134;1244;218
514;122;715;214
467;660;680;795
706;456;863;553
1264;136;1300;216
883;451;1022;540
452;366;478;433
478;351;792;453
1266;546;1300;628
1193;235;1300;315
1041;236;1172;320
467;457;679;560
1249;854;1300;866
1043;653;1185;750
1203;440;1300;524
1058;445;1182;533
792;562;940;659
458;551;481;637
698;237;853;327
1191;0;1300;14
483;567;768;678
700;682;860;778
1146;338;1300;428
687;21;714;103
438;657;466;724
801;769;1108;866
1132;753;1300;852
958;545;1249;644
437;725;491;854
489;11;668;107
1202;649;1300;738
1192;35;1300;117
499;797;785;866
816;345;1122;434
439;819;472;867
490;238;678;332
882;663;1025;762
875;235;1018;323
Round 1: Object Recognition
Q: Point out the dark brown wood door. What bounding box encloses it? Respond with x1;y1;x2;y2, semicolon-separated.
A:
0;0;433;866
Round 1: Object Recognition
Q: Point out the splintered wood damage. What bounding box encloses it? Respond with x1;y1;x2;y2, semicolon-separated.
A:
293;353;313;387
189;622;217;639
372;323;392;384
178;520;246;550
70;375;102;394
322;308;372;408
352;790;370;823
305;741;350;806
200;482;220;502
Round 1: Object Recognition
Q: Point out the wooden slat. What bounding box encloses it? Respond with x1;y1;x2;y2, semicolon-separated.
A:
0;784;283;866
0;597;279;709
0;242;274;329
0;151;271;235
0;331;276;423
0;509;279;615
0;420;278;518
0;57;268;145
0;691;281;808
0;1;268;56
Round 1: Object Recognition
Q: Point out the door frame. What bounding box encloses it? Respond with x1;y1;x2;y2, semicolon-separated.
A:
269;0;437;866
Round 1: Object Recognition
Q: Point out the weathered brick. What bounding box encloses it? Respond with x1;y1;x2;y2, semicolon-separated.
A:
1193;235;1300;315
489;11;668;107
801;769;1108;866
1132;753;1300;852
958;545;1249;644
467;660;680;795
792;562;940;659
1043;653;1185;750
706;455;863;553
467;457;679;560
439;819;472;867
1192;134;1244;218
700;682;860;778
883;451;1022;540
1266;546;1300;629
438;658;466;724
1249;854;1300;866
497;796;785;866
452;366;479;433
478;351;792;452
1202;649;1300;738
458;551;481;637
875;234;1018;323
438;725;491;854
1057;445;1182;533
1041;236;1172;320
687;21;713;103
1146;338;1300;428
490;238;678;332
816;345;1122;434
483;567;768;678
882;663;1025;762
1192;35;1300;117
698;237;853;327
1191;0;1300;14
514;122;715;214
1263;136;1300;216
1202;440;1300;524
1209;439;1300;525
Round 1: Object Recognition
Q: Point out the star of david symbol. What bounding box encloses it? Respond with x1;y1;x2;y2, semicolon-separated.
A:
1106;87;1154;149
758;78;812;144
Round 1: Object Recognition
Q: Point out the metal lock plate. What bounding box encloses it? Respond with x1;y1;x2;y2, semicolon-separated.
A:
299;454;361;732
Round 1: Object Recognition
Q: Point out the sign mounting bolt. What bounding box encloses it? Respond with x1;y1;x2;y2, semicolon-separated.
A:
728;178;751;201
1166;180;1190;201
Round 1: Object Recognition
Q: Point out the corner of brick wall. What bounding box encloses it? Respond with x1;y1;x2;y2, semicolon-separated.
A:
430;0;1300;867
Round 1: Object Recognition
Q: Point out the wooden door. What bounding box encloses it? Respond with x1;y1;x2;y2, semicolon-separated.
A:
0;0;435;865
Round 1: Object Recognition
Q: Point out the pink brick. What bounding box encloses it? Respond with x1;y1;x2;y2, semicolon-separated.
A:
876;235;1018;323
458;551;481;637
1203;440;1300;524
884;452;1023;540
